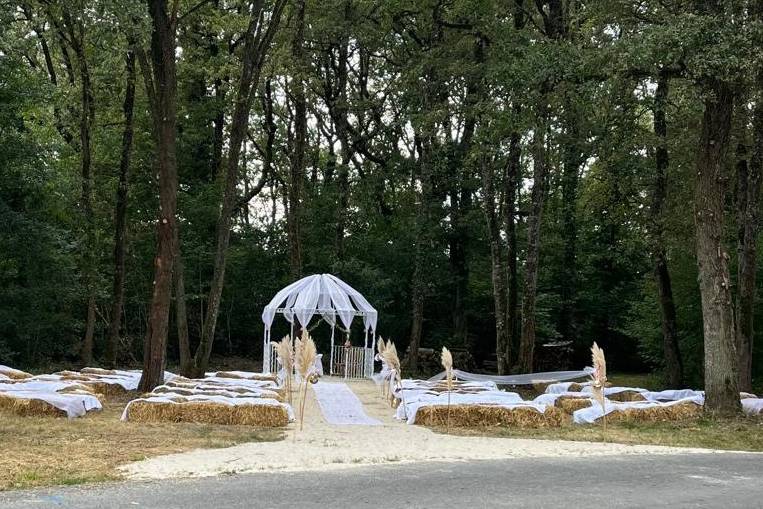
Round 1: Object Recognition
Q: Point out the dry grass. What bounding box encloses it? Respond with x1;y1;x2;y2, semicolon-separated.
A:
414;404;568;428
124;399;289;427
0;394;282;491
436;414;763;452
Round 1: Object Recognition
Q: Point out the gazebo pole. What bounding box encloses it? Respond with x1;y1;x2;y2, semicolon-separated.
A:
330;323;335;376
369;329;376;377
363;327;368;376
262;328;269;374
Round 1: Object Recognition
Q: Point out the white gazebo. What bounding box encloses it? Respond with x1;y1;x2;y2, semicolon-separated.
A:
261;274;379;378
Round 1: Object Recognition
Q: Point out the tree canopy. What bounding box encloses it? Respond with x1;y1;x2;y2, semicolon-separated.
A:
1;0;761;410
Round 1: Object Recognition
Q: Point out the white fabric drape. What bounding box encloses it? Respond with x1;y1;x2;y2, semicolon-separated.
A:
261;274;379;375
427;368;593;385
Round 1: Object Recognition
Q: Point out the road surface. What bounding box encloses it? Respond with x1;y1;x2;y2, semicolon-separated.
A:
2;453;761;508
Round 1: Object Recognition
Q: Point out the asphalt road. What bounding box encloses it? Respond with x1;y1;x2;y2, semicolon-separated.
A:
2;453;762;508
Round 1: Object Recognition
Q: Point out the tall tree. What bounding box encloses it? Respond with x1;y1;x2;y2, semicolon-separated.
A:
650;69;683;387
50;5;97;365
735;0;763;393
105;44;137;368
138;0;179;392
184;0;287;377
516;0;566;373
286;0;307;279
694;81;739;414
517;110;549;372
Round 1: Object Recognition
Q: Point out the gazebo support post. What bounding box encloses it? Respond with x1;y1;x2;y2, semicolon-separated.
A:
262;328;269;374
329;324;335;376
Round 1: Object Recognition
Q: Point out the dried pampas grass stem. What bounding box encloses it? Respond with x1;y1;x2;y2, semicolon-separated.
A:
276;336;294;404
296;331;317;431
590;342;608;431
441;347;453;433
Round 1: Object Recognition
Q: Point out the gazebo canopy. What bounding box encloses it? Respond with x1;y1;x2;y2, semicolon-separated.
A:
262;274;378;334
261;274;379;377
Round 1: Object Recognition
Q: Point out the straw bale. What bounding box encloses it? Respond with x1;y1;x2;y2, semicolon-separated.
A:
0;366;33;380
413;404;567;428
152;386;282;401
55;383;97;395
125;399;289;427
606;391;647;403
0;393;67;418
55;371;93;382
214;371;278;382
555;396;593;414
80;367;120;376
598;402;702;424
80;381;131;397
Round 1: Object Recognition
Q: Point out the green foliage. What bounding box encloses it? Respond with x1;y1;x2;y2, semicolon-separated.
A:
0;0;761;389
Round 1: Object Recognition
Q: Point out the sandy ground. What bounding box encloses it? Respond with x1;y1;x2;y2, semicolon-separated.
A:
121;377;723;480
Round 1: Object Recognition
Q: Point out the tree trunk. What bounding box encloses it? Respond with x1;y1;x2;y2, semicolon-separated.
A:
505;126;521;358
105;46;136;368
61;10;96;366
736;95;761;392
651;70;683;387
189;0;286;377
287;0;307;279
694;80;740;414
408;260;425;373
518;115;550;373
558;101;582;345
505;2;526;359
482;158;509;374
174;226;191;375
139;0;179;392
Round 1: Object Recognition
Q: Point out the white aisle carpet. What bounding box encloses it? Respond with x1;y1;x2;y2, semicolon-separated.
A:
311;381;381;425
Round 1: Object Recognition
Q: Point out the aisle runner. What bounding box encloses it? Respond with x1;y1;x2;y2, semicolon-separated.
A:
312;381;381;425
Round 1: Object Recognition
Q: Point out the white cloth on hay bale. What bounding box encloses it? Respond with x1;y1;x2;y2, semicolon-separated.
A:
572;396;704;424
428;368;593;386
545;381;591;394
121;394;294;422
642;389;704;402
742;398;763;416
396;390;530;424
0;390;102;418
533;392;594;405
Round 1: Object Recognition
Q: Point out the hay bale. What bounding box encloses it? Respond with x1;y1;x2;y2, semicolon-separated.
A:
606;391;647;403
556;396;593;414
153;386;282;401
81;381;131;397
599;402;702;424
54;371;93;382
125;399;289;427
213;371;278;382
0;365;33;380
413;404;567;428
0;393;67;417
81;367;120;376
56;383;97;395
